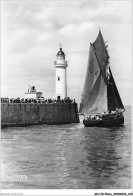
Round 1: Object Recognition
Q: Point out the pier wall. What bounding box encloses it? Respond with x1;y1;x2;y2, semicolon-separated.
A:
1;103;79;127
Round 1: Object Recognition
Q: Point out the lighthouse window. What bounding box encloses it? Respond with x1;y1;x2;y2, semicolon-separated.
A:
58;76;60;81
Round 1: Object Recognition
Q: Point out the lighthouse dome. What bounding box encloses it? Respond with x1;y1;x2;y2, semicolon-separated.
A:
57;47;65;60
57;47;65;56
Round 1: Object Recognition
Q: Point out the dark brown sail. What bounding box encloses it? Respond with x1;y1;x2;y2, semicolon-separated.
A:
81;43;107;115
107;68;125;112
80;30;124;116
92;30;109;82
92;30;124;112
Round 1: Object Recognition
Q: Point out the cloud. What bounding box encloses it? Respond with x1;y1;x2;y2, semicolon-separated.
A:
1;1;132;105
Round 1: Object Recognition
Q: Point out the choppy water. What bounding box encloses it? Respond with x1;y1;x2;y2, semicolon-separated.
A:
1;106;132;189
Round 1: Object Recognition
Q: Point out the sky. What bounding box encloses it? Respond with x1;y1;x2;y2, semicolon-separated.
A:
1;0;132;105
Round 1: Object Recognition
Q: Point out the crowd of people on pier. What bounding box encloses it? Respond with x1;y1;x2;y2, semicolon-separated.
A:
1;97;75;104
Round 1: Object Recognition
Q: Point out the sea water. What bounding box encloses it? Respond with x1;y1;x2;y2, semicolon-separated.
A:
1;106;132;189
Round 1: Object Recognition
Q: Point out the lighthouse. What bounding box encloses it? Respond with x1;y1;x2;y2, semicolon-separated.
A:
54;46;68;100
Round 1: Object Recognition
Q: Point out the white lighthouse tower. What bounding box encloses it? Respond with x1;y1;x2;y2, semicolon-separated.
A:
54;46;68;100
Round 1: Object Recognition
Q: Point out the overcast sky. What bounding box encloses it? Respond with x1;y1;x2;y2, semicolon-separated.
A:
1;0;132;105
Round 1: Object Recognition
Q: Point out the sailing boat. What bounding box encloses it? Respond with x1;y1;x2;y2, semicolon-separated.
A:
79;30;125;127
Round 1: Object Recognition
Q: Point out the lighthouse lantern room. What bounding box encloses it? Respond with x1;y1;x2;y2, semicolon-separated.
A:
54;46;68;100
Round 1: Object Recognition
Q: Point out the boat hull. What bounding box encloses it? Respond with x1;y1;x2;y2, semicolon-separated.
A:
83;114;124;127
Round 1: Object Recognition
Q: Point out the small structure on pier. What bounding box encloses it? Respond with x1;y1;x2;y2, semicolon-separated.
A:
24;86;42;99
